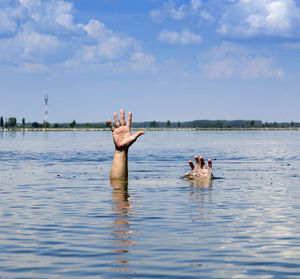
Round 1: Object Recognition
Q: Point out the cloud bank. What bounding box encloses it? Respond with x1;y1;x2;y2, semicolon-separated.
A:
200;42;284;79
217;0;300;37
0;0;155;73
151;0;300;38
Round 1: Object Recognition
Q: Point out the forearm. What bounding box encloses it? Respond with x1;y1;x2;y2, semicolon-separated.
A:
110;149;128;180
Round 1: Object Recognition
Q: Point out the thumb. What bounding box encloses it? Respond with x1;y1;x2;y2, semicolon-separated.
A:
132;130;144;141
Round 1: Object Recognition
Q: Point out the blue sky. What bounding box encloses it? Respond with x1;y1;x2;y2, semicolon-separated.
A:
0;0;300;123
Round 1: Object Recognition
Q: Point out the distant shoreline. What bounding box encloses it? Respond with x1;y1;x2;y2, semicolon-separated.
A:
1;127;300;132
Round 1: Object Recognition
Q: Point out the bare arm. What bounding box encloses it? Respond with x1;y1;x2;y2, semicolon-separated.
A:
107;109;144;181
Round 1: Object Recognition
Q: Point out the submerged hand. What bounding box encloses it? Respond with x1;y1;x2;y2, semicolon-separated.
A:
107;109;144;151
184;155;214;181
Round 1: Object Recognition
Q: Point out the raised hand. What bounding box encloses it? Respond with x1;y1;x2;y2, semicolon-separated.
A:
107;109;144;152
108;109;144;181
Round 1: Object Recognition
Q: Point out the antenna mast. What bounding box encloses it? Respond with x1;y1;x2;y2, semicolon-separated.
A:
44;94;48;124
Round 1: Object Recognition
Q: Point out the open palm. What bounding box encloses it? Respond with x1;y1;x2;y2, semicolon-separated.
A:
107;110;144;151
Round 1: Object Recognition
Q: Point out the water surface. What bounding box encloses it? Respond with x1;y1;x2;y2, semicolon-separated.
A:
1;130;300;278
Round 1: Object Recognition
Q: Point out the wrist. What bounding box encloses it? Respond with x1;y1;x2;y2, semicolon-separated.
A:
115;147;129;153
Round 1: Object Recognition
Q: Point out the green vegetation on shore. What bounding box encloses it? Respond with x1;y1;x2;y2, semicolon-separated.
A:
1;116;300;130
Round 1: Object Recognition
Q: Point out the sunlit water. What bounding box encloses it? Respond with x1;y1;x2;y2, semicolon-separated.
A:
1;130;300;278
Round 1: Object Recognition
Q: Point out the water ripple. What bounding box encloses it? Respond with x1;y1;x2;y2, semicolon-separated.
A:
1;131;300;278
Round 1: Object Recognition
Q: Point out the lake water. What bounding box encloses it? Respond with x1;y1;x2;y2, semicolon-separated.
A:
1;130;300;278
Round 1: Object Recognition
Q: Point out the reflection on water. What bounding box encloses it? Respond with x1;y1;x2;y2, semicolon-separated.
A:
111;180;137;274
187;176;213;188
0;130;300;278
189;184;212;202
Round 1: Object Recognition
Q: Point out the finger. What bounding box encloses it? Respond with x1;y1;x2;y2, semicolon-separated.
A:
200;156;206;169
120;109;125;126
194;155;200;166
208;158;212;169
189;160;194;170
107;120;115;132
114;112;120;127
208;159;214;179
132;130;144;141
126;112;132;128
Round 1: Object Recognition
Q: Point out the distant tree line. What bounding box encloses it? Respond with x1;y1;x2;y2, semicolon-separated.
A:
132;119;300;129
0;116;17;128
1;116;300;129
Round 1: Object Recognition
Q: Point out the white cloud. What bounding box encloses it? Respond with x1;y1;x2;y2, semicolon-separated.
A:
63;20;156;71
191;0;202;11
200;42;284;79
0;0;155;73
52;1;74;29
18;0;75;30
150;0;202;22
169;4;189;20
200;10;215;23
80;19;112;41
96;37;134;60
0;28;60;64
129;52;157;72
217;0;300;37
78;19;137;60
158;29;202;45
158;30;179;44
150;0;300;39
20;29;59;56
20;0;41;10
241;56;283;79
